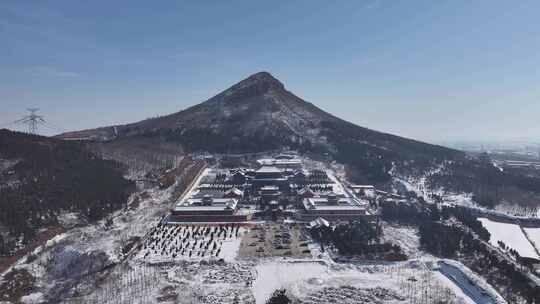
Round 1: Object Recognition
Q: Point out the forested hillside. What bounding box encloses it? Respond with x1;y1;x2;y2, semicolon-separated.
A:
428;156;540;207
0;130;134;254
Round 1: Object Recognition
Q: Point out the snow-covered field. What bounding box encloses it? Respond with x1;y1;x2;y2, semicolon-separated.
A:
251;259;486;304
380;223;421;257
479;218;539;259
253;261;327;304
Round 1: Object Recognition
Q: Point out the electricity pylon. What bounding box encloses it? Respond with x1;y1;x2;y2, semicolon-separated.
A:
14;108;45;134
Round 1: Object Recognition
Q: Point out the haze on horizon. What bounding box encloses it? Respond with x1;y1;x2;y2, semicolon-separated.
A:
1;0;539;144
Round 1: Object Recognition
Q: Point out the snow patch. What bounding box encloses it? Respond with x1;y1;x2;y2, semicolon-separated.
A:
20;292;44;304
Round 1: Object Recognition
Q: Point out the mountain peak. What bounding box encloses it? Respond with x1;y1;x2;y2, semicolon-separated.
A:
227;71;285;94
247;71;281;83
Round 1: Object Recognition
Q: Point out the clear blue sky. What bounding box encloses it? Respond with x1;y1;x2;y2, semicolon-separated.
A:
1;0;539;143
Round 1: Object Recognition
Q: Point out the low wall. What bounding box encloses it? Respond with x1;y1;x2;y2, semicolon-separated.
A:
167;214;251;223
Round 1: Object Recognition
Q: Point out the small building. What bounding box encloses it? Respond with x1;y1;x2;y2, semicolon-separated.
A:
260;185;282;204
298;196;372;222
297;187;315;198
230;171;247;185
170;196;249;222
256;158;302;169
308;217;330;229
224;187;243;199
293;170;307;184
350;185;375;197
251;166;289;191
275;154;294;160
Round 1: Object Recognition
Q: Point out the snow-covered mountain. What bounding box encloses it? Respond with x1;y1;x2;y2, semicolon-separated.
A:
58;71;462;183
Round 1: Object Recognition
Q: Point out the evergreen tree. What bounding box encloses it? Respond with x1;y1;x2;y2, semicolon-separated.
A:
266;289;291;304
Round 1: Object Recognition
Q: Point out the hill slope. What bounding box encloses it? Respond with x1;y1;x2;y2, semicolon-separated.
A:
0;129;133;254
58;72;462;183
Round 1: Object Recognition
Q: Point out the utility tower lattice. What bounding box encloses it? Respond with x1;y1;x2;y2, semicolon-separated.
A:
14;108;45;134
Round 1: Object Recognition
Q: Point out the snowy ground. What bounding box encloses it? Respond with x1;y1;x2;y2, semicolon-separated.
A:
60;222;499;304
253;261;327;304
393;171;478;210
478;218;540;259
325;169;347;197
380;222;421;258
177;167;211;204
0;159;509;304
252;259;491;304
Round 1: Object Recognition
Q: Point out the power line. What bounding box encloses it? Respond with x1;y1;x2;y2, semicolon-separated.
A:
41;122;66;134
42;120;66;133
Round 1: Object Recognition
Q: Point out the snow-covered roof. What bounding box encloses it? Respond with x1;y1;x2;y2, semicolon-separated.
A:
350;185;375;189
302;197;364;211
294;170;307;176
260;185;280;191
231;170;246;176
257;158;302;166
298;187;315;195
224;187;243;196
256;166;283;174
175;198;238;212
275;154;296;160
309;217;330;228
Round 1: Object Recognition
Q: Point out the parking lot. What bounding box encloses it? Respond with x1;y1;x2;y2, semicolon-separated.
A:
238;223;312;258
